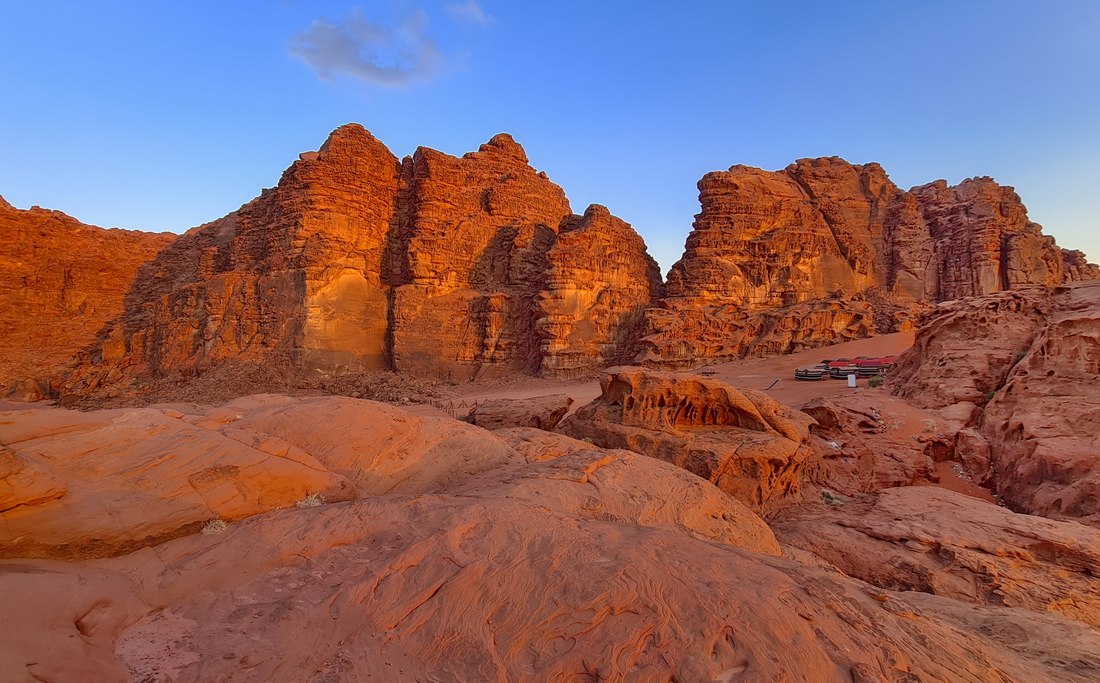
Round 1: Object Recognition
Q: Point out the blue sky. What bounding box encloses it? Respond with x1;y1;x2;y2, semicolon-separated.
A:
2;1;1098;274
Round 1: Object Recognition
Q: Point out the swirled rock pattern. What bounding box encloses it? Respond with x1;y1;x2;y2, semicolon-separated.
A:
3;401;1100;682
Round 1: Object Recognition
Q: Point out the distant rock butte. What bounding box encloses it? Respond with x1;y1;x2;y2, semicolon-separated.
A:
0;200;174;399
54;124;663;401
639;157;1099;367
1;127;1096;402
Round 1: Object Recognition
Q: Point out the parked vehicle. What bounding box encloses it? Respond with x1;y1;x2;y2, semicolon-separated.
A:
796;355;898;381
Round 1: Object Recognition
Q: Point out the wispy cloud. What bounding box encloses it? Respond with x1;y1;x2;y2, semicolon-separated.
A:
445;0;490;26
290;8;443;87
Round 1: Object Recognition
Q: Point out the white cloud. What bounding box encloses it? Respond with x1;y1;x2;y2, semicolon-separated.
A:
290;8;444;87
445;1;490;26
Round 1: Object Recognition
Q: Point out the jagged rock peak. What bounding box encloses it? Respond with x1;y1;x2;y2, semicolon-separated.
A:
476;132;529;163
315;122;395;159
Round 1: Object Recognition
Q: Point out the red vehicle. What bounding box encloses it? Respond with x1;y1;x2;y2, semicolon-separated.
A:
795;356;898;380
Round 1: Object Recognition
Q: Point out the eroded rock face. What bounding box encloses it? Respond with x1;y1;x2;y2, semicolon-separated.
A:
62;125;403;401
0;200;174;397
537;205;664;378
982;282;1100;525
49;126;661;402
772;487;1100;629
890;282;1100;526
389;134;571;379
560;367;815;511
641;158;1097;367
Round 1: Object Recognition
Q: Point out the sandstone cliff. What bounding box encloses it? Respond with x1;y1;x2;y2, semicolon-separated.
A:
6;130;1098;402
889;281;1100;527
536;205;664;378
57;125;661;401
0;200;174;399
641;157;1098;367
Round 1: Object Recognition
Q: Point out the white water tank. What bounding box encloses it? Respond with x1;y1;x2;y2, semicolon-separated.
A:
847;374;857;388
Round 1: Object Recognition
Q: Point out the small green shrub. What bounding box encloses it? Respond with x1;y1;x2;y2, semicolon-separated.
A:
868;375;884;388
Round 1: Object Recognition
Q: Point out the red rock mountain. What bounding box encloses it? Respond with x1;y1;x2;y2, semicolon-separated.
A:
2;128;1096;401
640;157;1098;366
58;125;662;401
0;199;174;398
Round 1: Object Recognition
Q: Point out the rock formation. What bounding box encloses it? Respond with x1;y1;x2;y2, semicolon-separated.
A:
0;395;521;559
52;125;661;402
890;281;1100;527
560;367;815;511
0;200;174;398
536;205;664;377
389;134;572;379
467;394;573;431
772;487;1100;629
4;397;1100;681
3;128;1096;403
640;158;1098;367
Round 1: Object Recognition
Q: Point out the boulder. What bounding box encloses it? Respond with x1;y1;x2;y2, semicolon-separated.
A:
467;394;573;430
560;367;814;511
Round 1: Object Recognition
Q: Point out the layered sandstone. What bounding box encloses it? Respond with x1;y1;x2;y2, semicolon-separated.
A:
641;157;1097;367
51;125;661;402
772;487;1100;629
0;200;174;398
61;125;403;401
560;367;815;511
536;205;664;377
890;282;1100;526
4;399;1100;681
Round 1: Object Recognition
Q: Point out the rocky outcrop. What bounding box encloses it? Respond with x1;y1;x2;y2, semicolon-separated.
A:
61;125;404;401
772;487;1100;629
389;134;572;379
890;282;1100;527
536;205;664;377
0;395;523;559
982;282;1100;526
801;393;942;494
0;200;174;398
641;157;1097;367
6;133;1097;402
5;412;1100;681
467;394;573;431
52;125;661;402
560;367;815;511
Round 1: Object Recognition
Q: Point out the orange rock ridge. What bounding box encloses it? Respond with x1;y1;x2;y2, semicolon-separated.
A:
640;158;1098;367
1;126;1095;403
